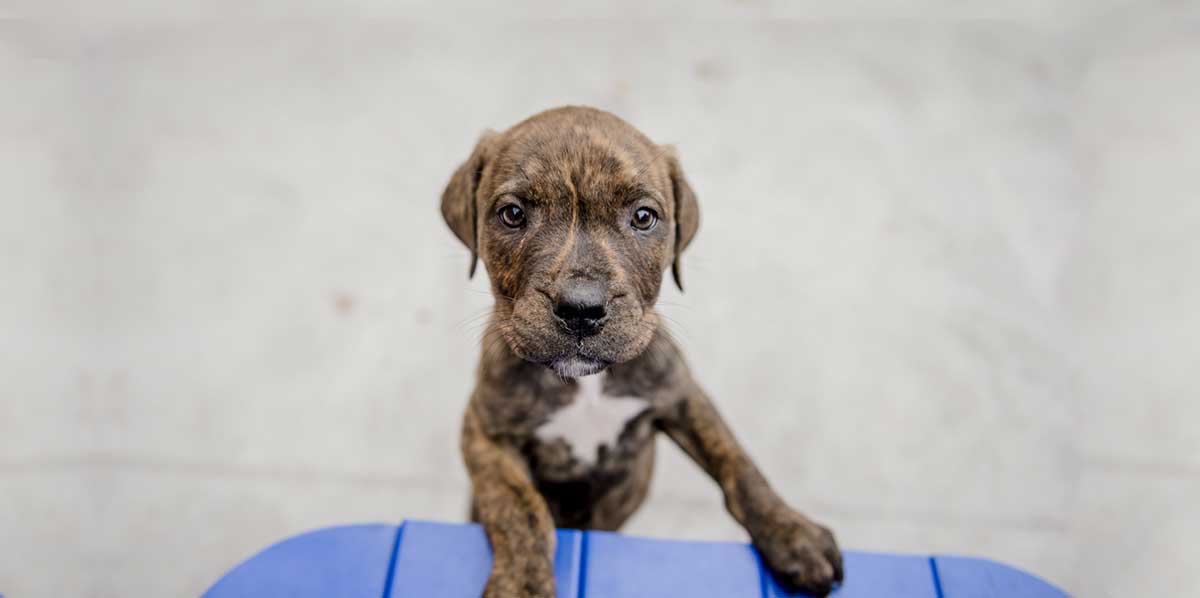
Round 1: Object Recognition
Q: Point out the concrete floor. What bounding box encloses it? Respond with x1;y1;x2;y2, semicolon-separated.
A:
2;3;1198;596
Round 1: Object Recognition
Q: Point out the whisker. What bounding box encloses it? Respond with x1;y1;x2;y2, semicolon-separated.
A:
654;320;691;350
656;316;692;345
457;308;495;328
635;145;674;180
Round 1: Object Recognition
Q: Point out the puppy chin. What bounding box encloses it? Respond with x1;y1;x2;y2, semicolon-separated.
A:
548;355;608;378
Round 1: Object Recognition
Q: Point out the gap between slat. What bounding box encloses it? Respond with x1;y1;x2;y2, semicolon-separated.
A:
576;531;590;598
381;522;406;598
755;548;770;598
929;557;945;598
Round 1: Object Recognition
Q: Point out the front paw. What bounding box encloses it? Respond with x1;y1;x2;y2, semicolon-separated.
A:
482;568;556;598
754;510;844;596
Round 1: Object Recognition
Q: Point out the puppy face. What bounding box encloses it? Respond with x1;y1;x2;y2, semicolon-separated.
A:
441;107;699;377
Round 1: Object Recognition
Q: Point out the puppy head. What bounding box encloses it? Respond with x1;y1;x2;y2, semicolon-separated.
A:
441;106;699;377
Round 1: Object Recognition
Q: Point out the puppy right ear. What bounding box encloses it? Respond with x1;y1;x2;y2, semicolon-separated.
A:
666;151;700;292
440;131;495;278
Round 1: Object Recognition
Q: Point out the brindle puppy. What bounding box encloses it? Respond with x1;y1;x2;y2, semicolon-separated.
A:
442;106;842;597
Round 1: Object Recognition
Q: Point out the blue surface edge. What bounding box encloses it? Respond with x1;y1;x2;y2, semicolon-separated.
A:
203;522;400;598
204;520;1070;598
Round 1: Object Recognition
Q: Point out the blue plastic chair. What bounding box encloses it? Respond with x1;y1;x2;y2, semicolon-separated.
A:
204;520;1068;597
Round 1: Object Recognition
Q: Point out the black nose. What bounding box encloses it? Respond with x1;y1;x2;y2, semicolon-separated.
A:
553;280;608;337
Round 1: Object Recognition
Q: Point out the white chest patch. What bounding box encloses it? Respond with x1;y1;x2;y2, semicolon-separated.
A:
536;373;647;465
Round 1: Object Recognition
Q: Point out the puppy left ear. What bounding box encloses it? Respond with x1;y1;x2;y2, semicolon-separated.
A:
666;150;700;291
440;131;496;278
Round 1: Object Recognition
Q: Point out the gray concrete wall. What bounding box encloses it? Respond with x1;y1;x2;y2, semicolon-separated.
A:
2;4;1198;596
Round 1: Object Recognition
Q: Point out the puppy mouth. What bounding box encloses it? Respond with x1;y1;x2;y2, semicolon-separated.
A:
546;351;609;378
499;292;654;377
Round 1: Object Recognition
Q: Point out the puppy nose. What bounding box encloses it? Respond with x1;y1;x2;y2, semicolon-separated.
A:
553;280;608;337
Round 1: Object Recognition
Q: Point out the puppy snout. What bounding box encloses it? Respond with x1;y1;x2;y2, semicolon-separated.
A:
553;280;608;337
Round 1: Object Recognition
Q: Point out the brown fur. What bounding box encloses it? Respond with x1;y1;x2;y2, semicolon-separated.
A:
443;107;842;597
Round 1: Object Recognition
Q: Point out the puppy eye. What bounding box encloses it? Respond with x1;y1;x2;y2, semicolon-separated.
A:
497;204;526;228
631;207;658;231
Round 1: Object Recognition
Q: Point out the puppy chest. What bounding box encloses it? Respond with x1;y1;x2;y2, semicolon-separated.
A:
535;373;650;466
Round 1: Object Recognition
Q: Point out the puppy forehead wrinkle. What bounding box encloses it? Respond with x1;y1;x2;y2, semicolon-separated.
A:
518;157;546;177
584;129;640;174
501;123;658;199
493;179;531;201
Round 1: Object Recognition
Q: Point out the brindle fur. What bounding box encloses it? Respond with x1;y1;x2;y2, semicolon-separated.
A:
443;107;843;597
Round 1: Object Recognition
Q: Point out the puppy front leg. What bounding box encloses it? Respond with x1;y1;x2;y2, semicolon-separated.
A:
462;407;557;598
660;388;844;596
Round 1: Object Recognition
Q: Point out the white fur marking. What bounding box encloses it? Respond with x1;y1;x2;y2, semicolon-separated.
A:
536;373;647;465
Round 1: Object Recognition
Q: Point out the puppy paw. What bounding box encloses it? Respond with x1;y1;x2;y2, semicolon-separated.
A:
482;569;556;598
754;510;844;596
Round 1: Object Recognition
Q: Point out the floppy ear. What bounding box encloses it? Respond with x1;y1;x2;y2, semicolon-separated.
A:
440;132;495;278
666;152;700;291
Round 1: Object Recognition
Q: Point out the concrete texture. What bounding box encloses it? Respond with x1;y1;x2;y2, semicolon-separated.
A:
2;4;1198;597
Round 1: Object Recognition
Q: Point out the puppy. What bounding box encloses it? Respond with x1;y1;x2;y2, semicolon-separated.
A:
442;106;842;597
